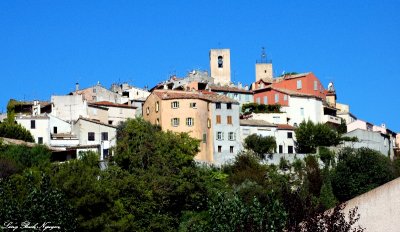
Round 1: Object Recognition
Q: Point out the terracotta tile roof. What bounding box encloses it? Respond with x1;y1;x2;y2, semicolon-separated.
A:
90;101;137;109
254;86;322;100
208;85;253;94
277;124;295;130
76;117;117;128
240;119;276;127
281;72;311;80
153;90;239;104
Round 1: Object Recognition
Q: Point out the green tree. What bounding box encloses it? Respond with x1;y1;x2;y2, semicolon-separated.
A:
244;134;276;159
0;170;77;231
331;147;395;201
295;120;340;153
0;122;35;142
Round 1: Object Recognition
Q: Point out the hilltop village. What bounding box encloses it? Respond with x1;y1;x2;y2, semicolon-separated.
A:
1;48;398;165
2;48;400;231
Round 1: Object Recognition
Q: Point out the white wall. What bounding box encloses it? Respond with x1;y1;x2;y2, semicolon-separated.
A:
344;177;400;231
251;113;288;124
283;96;323;126
106;106;136;126
51;95;88;122
72;119;117;160
16;116;50;145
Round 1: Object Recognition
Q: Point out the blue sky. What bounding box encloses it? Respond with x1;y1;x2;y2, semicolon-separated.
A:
1;1;399;131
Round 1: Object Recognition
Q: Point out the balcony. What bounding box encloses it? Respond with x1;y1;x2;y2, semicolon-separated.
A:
323;115;341;125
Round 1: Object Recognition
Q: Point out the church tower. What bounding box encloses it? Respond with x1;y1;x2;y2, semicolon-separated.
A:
210;49;231;86
255;47;273;83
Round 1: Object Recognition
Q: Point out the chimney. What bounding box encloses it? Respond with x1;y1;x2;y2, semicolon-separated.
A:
244;85;249;90
75;83;79;91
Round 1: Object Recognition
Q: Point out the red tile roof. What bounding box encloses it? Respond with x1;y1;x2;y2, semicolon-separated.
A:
90;101;137;109
209;85;252;94
277;124;296;130
153;90;239;103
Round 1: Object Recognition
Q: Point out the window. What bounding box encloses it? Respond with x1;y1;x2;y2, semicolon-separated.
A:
88;132;95;141
101;132;108;141
190;102;197;108
287;132;293;138
314;80;318;91
103;149;109;159
108;120;113;125
218;145;222;153
155;101;159;112
30;120;35;129
217;132;223;140
171;101;179;109
202;133;207;143
256;97;260;104
279;145;283;154
234;93;238;100
227;116;232;124
156;118;160;125
38;137;43;144
300;107;304;117
275;93;279;103
171;118;180;127
284;94;288;101
93;88;97;93
230;146;234;153
207;118;211;128
92;96;97;101
297;80;302;89
146;107;150;115
227;103;232;109
288;146;294;154
216;103;221;109
186;117;194;126
218;56;223;68
228;132;235;141
216;115;221;124
263;96;268;104
243;129;250;135
273;116;280;124
53;126;57;134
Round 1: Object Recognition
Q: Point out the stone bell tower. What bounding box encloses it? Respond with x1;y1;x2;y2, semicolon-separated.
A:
210;49;231;86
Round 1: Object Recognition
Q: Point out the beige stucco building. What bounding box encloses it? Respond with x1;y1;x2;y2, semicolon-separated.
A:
143;90;240;164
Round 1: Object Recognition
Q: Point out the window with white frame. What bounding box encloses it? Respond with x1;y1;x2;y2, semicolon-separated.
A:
217;132;223;140
230;146;234;153
263;96;268;104
275;93;279;103
300;107;304;117
171;118;180;127
314;80;318;91
186;117;194;126
216;103;221;109
171;101;179;109
190;102;197;108
227;103;232;109
284;94;288;101
297;80;302;89
228;132;235;141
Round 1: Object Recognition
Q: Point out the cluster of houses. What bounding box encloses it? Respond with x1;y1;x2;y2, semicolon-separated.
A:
2;48;399;165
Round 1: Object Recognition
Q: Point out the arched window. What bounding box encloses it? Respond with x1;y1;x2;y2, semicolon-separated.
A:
218;56;223;68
